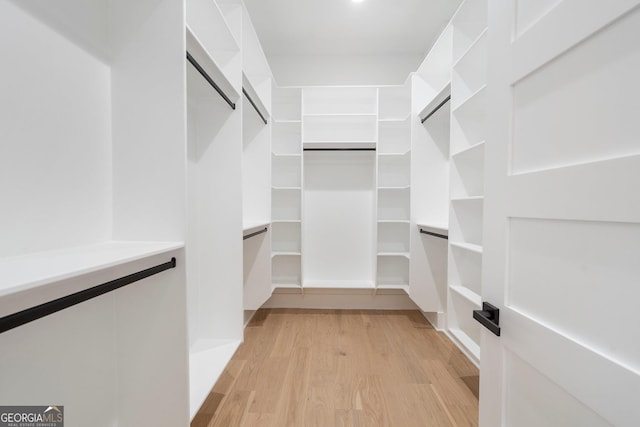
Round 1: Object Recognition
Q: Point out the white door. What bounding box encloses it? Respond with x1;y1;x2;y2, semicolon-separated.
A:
480;1;640;426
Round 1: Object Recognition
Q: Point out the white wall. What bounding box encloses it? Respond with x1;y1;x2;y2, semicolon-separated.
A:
269;54;422;86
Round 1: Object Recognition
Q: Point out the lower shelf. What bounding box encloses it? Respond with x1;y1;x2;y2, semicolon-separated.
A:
303;280;375;289
189;339;241;420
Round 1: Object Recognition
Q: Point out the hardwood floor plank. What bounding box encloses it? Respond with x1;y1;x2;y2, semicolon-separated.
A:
196;309;479;426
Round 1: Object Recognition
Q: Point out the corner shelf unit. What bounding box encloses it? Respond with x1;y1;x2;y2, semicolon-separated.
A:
446;0;488;365
377;83;412;290
272;87;303;290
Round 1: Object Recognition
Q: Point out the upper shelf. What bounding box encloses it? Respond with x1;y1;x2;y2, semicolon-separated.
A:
186;28;239;105
242;72;271;123
0;241;184;316
303;142;376;150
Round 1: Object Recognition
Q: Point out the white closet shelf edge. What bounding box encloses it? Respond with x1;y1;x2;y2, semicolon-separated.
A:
0;241;184;315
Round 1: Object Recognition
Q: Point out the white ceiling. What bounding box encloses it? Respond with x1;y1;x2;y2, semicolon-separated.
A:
244;0;463;57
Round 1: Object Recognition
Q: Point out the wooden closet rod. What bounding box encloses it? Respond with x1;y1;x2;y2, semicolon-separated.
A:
186;52;236;110
420;95;451;124
243;88;268;125
0;258;177;334
419;228;448;240
243;227;268;240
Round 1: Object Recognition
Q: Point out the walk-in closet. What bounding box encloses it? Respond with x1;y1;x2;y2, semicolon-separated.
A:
1;0;639;426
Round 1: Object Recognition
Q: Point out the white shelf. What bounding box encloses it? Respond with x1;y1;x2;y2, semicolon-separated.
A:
449;241;483;254
378;185;411;191
272;251;301;258
453;28;488;69
451;196;485;202
418;82;451;121
272;283;302;289
378;114;411;122
272;186;302;190
0;241;184;306
451;140;485;158
378;151;410;157
186;27;239;104
450;285;482;307
303;141;376;150
274;119;301;123
242;72;271;122
303;280;375;289
272;219;302;223
272;153;302;158
378;220;410;224
304;113;377;117
453;84;487;114
377;252;410;259
417;223;449;237
189;339;241;419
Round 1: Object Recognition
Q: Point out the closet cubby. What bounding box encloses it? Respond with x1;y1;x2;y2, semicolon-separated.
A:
272;189;302;221
378;118;411;153
377;222;410;254
451;0;488;64
377;255;410;289
451;86;486;154
448;244;482;298
272;155;302;188
450;198;484;247
272;254;302;287
448;290;481;355
378;152;411;188
273;87;302;121
272;122;302;154
303;87;377;115
272;222;302;253
378;188;410;221
303;115;377;143
379;85;412;120
450;142;485;197
452;30;488;108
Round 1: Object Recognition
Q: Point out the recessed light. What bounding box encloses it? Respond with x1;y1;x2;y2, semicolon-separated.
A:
352;0;365;3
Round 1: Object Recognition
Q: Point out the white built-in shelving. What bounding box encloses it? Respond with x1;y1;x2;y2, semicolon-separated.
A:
377;84;412;290
446;0;488;365
301;87;377;290
272;87;303;290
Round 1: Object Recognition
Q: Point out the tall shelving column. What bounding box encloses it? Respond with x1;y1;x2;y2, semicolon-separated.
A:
447;0;487;365
186;0;244;418
377;83;412;292
271;87;303;291
302;87;377;288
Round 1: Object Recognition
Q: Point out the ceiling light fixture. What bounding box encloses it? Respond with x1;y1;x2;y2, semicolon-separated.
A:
352;0;365;3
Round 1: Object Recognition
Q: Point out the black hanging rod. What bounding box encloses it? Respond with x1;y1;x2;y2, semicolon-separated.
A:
420;229;448;240
304;148;376;151
243;88;268;125
243;227;268;240
420;95;451;124
0;258;177;335
186;51;236;110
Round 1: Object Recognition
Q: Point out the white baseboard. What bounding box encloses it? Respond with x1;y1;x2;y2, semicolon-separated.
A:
421;311;446;331
263;288;418;310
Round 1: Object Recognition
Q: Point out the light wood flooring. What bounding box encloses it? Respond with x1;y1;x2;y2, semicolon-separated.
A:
192;309;479;427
